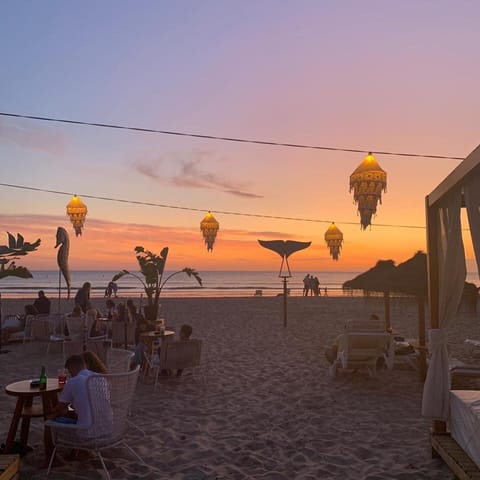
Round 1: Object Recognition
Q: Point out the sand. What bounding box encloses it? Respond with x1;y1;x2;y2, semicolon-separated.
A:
2;295;479;479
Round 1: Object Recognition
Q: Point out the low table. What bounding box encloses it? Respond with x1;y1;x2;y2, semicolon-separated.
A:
4;379;63;455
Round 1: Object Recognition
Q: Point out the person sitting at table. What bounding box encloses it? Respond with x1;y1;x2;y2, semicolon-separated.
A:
105;299;117;321
74;282;92;314
126;299;137;322
82;350;108;373
33;290;51;315
85;308;102;337
44;354;112;461
1;304;37;343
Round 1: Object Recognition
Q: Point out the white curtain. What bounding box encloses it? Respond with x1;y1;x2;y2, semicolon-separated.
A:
422;187;466;420
464;175;480;277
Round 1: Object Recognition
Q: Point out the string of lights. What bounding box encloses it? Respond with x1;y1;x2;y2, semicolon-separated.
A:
0;182;426;230
0;112;465;161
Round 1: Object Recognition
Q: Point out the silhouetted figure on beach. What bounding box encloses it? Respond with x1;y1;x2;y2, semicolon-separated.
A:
303;274;311;296
74;282;91;313
104;281;118;298
34;290;51;314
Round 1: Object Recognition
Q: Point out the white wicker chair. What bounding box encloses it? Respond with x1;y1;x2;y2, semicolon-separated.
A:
149;339;203;390
111;322;136;349
64;339;110;365
66;317;85;341
46;366;143;479
107;348;134;373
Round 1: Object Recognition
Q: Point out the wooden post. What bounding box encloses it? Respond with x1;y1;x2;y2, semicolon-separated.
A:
384;292;391;332
426;195;445;433
283;277;288;327
417;295;427;381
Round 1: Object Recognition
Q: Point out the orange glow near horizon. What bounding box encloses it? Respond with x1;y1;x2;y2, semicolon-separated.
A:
0;212;445;273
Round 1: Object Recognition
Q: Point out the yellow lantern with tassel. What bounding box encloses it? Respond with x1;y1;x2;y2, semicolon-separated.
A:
324;223;343;261
200;211;219;252
349;152;387;229
66;194;88;237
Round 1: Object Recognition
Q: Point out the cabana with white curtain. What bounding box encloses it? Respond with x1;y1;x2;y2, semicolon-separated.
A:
422;143;480;475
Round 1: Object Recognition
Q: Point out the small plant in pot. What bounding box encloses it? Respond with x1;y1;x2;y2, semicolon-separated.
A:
112;246;202;322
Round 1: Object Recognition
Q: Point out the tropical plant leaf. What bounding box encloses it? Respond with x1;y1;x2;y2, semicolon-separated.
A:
183;268;203;286
112;270;130;282
0;264;33;279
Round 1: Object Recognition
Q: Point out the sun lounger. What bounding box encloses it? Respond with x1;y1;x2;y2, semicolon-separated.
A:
329;330;391;378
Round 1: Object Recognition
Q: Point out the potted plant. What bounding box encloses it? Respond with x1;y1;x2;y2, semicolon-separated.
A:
112;246;202;321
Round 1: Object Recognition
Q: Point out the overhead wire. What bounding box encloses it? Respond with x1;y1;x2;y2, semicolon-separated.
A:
0;182;426;230
0;112;465;160
0;111;467;231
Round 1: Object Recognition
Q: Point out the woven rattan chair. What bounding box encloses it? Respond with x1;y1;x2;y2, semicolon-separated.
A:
46;366;143;479
107;348;134;373
149;339;203;390
111;322;136;349
66;317;85;341
64;339;110;365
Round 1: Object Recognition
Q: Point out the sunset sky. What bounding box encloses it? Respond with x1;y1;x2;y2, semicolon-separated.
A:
1;2;479;274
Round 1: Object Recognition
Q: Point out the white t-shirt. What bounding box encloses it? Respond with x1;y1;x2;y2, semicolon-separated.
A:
59;369;95;427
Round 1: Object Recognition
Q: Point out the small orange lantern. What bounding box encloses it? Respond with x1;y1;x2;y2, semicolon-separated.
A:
349;152;387;229
324;223;343;261
66;194;88;236
200;211;219;252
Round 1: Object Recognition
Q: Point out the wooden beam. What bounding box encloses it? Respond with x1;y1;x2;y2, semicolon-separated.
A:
428;144;480;207
431;433;480;480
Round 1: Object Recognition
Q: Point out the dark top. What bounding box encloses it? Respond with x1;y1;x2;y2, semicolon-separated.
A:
33;296;51;315
74;288;90;313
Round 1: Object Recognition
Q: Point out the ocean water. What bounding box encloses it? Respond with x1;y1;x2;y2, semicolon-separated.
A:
0;270;359;299
0;270;478;299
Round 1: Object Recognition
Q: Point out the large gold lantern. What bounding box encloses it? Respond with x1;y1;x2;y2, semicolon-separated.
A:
66;194;88;237
200;211;219;252
349;152;387;229
324;223;343;260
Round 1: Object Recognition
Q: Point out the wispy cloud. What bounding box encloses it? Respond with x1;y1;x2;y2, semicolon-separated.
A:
133;150;263;199
0;119;66;155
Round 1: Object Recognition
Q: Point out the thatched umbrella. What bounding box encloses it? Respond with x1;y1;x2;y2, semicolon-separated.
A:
343;259;396;292
343;259;397;331
345;252;429;378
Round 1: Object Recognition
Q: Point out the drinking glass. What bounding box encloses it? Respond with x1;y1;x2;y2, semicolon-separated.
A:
57;368;67;385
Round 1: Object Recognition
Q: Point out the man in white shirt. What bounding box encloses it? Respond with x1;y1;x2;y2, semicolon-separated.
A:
44;355;97;461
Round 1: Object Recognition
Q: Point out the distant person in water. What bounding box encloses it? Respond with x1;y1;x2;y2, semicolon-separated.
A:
74;282;91;313
33;290;51;315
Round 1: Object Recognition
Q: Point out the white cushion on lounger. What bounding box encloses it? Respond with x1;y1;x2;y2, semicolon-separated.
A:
450;390;480;469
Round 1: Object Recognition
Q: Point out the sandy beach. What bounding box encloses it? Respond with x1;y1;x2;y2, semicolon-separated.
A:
1;295;479;479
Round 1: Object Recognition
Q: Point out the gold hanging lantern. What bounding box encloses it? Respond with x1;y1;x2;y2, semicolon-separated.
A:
349;152;387;229
200;211;219;252
66;194;88;237
324;222;343;261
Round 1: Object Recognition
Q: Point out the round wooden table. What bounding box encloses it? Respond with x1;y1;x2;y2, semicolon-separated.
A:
140;330;175;354
4;378;63;454
140;330;175;375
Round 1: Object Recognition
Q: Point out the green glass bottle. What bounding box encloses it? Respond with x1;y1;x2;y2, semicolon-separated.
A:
39;365;47;391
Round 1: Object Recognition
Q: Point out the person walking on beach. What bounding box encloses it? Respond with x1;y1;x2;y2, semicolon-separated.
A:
104;281;118;298
303;274;311;296
33;290;51;314
74;282;91;313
